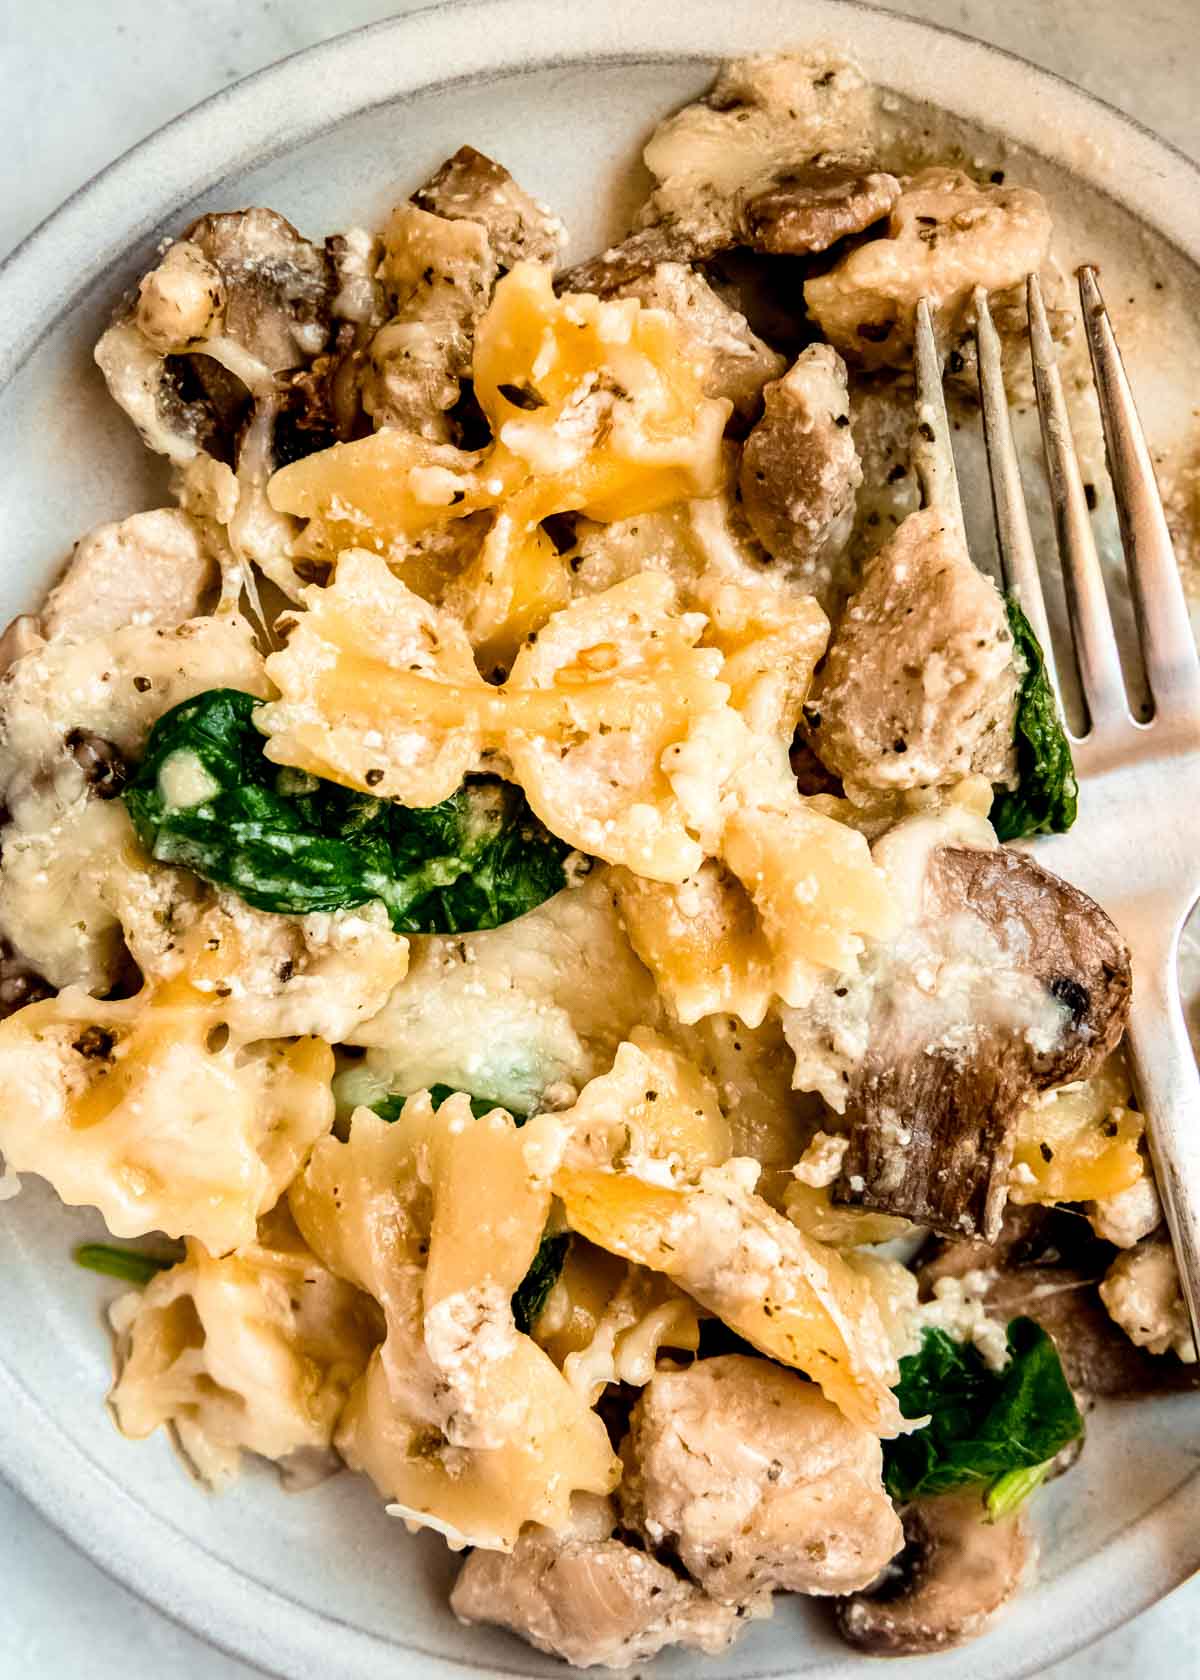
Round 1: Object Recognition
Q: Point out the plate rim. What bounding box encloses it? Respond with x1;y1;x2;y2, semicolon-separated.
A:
2;2;1199;1675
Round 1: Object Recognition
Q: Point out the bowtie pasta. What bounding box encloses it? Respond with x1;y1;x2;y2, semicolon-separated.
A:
1;47;1156;1676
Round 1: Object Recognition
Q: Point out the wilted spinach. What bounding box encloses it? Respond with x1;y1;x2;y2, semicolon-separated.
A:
124;689;568;932
883;1317;1082;1514
74;1243;176;1287
991;597;1078;842
512;1233;571;1335
369;1086;504;1124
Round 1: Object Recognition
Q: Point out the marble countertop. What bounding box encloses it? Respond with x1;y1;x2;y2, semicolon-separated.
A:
1;1;1198;1674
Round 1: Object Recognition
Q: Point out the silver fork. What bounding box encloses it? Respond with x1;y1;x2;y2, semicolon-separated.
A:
913;276;1200;1343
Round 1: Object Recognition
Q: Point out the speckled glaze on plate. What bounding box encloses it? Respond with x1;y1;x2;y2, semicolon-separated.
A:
1;2;1198;1676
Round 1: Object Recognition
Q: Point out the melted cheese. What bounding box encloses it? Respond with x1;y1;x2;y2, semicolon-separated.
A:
0;927;335;1254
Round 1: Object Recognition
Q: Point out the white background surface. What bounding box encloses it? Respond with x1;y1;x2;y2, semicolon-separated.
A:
0;0;1197;1674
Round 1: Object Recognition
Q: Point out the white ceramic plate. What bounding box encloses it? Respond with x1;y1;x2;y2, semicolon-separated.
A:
2;3;1199;1676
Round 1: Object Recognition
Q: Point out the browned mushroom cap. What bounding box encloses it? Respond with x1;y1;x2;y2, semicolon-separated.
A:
558;165;898;296
414;144;563;270
836;845;1132;1240
836;1491;1032;1655
182;208;335;374
557;223;726;297
742;163;900;256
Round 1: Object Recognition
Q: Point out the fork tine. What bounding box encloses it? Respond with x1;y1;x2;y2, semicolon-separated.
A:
1027;273;1130;738
1077;266;1200;722
973;286;1063;703
912;296;966;543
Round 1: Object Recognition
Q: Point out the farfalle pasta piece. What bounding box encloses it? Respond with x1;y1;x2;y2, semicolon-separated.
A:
559;1264;702;1406
345;866;658;1118
442;481;573;675
125;890;410;1045
533;1027;732;1182
0;962;334;1254
1011;1051;1145;1206
612;861;775;1027
259;559;731;881
268;263;731;664
108;1206;382;1488
472;263;729;518
257;548;487;803
506;573;729;880
267;429;500;562
290;1101;619;1549
696;578;829;741
721;794;899;1007
554;1157;906;1436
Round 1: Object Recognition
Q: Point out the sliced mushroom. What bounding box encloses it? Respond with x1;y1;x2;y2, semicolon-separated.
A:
414;144;564;270
741;162;900;256
807;506;1020;791
558;54;894;292
180;208;334;375
832;842;1131;1240
738;343;863;592
557;224;725;298
95;208;342;599
836;1492;1032;1655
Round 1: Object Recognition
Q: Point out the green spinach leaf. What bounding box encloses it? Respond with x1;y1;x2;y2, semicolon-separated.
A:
369;1086;503;1123
512;1232;571;1335
124;689;568;932
883;1317;1082;1510
991;597;1078;841
75;1243;176;1287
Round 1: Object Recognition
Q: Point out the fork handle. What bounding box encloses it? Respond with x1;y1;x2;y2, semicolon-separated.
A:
1125;934;1200;1345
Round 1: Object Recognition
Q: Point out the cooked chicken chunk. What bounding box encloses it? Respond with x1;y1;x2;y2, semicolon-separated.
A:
618;1355;902;1605
41;509;221;640
738;344;862;591
1087;1173;1162;1249
451;1525;742;1670
613;263;784;428
790;818;1133;1240
805;168;1052;369
808;507;1019;791
1100;1240;1197;1362
414;144;564;270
